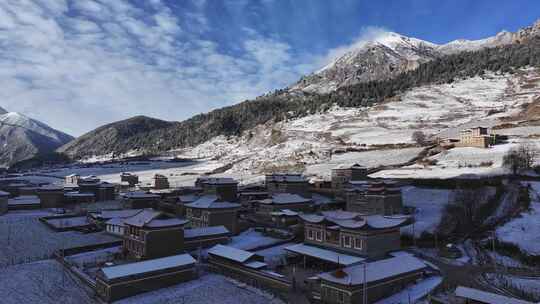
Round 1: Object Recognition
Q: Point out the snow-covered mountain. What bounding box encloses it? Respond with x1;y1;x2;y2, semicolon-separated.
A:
0;111;73;168
291;32;439;93
291;21;540;94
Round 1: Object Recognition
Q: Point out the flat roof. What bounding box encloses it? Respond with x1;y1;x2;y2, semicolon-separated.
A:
318;255;426;286
208;244;255;263
101;253;195;280
284;243;365;266
455;286;533;304
184;226;230;239
8;195;40;205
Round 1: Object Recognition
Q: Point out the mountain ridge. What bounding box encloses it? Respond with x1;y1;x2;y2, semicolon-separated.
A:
59;19;540;162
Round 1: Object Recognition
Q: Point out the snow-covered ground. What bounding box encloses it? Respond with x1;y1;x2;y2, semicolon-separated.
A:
375;276;442;304
172;68;540;180
305;147;423;180
496;182;540;256
116;274;285;304
484;273;540;301
31;160;224;187
401;186;455;237
0;260;94;304
0;211;119;267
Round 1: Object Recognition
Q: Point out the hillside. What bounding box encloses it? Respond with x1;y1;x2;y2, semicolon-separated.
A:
0;111;73;168
57;115;176;160
59;20;540;162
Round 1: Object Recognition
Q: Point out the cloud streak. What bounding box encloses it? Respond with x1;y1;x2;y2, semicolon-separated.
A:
0;0;319;136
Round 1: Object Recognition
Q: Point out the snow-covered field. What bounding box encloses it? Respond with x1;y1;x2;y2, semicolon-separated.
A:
32;160;225;187
372;139;540;180
485;273;540;301
305;147;423;179
401;186;455;237
170;68;540;180
496;182;540;256
0;211;119;267
116;273;285;304
0;261;284;304
0;260;94;304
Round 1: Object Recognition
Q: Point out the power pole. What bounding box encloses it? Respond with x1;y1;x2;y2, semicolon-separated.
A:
363;262;368;304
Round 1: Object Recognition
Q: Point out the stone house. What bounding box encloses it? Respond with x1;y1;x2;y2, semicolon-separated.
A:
122;209;188;260
265;173;311;197
345;181;403;215
457;127;496;148
122;191;161;209
316;255;427;304
65;174;80;185
299;210;410;258
153;174;170;189
96;253;196;302
37;184;65;208
331;164;368;190
120;172;139;187
256;193;313;217
196;177;239;202
184;195;241;234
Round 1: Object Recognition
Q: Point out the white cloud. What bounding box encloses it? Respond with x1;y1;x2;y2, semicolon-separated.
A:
0;0;317;136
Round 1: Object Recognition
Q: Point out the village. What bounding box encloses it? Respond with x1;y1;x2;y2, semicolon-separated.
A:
0;126;539;304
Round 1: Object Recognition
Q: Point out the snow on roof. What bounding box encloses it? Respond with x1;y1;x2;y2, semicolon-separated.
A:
179;194;200;203
64;191;94;197
285;243;365;266
184;226;230;239
0;190;9;197
38;184;64;191
318;255;426;286
454;286;534;304
105;217;125;226
123;210;187;228
97;209;144;220
244;261;267;269
260;193;311;205
8;195;40;205
145;218;188;228
271;209;299;217
299;210;410;230
198;177;238;185
208;244;255;263
101;253;196;280
185;195;241;209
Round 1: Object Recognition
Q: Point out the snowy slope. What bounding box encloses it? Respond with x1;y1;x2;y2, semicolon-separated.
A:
176;68;540;181
0;111;73;167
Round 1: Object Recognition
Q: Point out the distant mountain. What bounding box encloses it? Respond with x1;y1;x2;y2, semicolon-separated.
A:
290;32;440;93
290;22;540;94
58;115;176;159
59;19;540;162
0;111;73;168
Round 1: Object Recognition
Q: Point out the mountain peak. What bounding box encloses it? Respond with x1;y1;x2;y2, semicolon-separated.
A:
0;106;7;115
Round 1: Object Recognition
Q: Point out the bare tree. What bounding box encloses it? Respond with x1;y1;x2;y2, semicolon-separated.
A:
503;143;538;175
412;131;427;146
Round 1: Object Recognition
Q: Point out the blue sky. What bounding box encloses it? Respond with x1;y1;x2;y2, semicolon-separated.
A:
0;0;538;135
